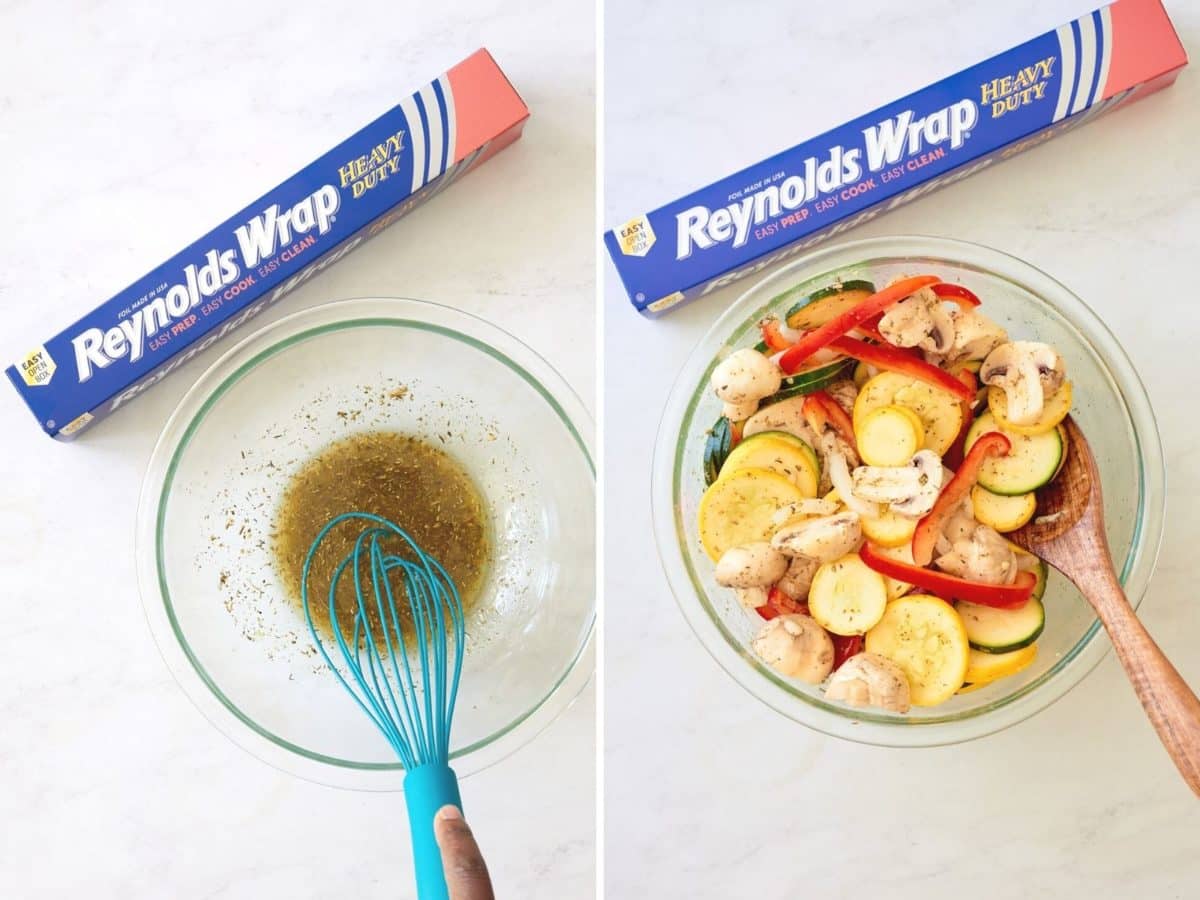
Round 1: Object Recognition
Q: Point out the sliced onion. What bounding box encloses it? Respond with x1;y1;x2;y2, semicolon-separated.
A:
828;451;879;518
776;318;805;343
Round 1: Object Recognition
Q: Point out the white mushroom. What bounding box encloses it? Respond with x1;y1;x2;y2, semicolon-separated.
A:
824;378;859;416
714;543;789;588
771;512;862;563
711;348;784;405
743;396;820;445
879;288;957;355
933;494;975;556
980;341;1066;426
851;450;944;517
750;614;835;683
825;653;912;712
733;586;769;612
945;308;1007;363
936;523;1018;585
777;555;820;599
722;399;759;422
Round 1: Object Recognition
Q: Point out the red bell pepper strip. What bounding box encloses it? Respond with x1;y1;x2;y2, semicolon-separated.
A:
860;542;1035;609
832;633;863;670
931;283;982;309
827;336;974;403
779;275;940;373
756;586;807;620
853;312;887;343
803;391;857;454
943;368;979;470
911;431;1011;566
759;317;793;354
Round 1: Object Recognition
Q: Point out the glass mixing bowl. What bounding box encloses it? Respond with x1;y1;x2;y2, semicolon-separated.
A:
137;297;594;789
653;235;1164;746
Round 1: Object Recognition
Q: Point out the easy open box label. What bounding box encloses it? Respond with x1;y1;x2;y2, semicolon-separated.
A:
606;0;1187;316
7;49;529;440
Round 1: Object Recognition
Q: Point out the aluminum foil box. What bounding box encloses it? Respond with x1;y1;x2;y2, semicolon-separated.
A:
605;0;1186;317
7;49;529;440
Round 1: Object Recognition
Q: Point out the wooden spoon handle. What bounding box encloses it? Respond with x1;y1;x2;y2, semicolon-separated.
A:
1086;567;1200;797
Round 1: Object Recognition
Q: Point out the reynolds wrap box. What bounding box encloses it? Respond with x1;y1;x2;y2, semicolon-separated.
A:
606;0;1186;316
7;49;528;440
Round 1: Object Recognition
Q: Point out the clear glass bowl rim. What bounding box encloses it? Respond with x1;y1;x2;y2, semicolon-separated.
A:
651;234;1166;747
136;296;596;790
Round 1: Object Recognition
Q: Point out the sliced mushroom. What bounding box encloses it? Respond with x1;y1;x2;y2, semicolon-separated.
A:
936;523;1018;585
946;308;1007;363
933;495;977;557
980;341;1066;426
778;555;820;599
770;498;842;528
714;543;789;588
771;512;862;563
722;399;759;422
711;347;784;405
879;288;956;355
744;396;820;445
750;614;834;683
851;450;943;517
824;378;859;417
733;585;769;612
825;653;912;712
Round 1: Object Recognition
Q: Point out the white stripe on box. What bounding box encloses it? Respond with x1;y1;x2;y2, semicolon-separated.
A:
1095;7;1114;104
1072;15;1097;114
1053;25;1076;123
439;75;457;166
419;84;444;182
398;94;427;192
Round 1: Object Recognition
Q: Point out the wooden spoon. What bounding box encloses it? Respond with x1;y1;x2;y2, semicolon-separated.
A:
1008;416;1200;796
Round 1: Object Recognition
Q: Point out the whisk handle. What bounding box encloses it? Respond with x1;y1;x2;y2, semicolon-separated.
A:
405;763;463;900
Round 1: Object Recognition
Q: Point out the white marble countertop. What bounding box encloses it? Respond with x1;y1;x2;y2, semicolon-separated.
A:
0;2;594;897
604;1;1200;897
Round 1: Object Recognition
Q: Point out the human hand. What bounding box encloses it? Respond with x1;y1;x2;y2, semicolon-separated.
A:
434;805;495;900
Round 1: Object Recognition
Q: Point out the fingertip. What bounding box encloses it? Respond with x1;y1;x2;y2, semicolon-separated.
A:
436;804;464;822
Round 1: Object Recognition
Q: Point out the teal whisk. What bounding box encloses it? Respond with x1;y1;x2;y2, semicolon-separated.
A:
302;512;466;900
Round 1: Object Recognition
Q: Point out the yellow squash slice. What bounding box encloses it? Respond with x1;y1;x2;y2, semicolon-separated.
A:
856;404;925;466
865;594;970;706
698;467;806;561
988;381;1073;436
808;553;888;636
854;372;963;456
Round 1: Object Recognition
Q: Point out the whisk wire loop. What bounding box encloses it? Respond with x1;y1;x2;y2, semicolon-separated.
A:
300;512;465;769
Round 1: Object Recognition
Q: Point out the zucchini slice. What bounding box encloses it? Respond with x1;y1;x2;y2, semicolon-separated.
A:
854;371;963;456
971;485;1037;532
865;594;970;706
781;280;877;331
987;381;1073;436
1030;556;1049;602
965;411;1063;496
962;643;1038;687
808;553;888;636
956;597;1045;653
718;432;819;497
757;358;855;407
703;416;734;486
698;467;805;561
